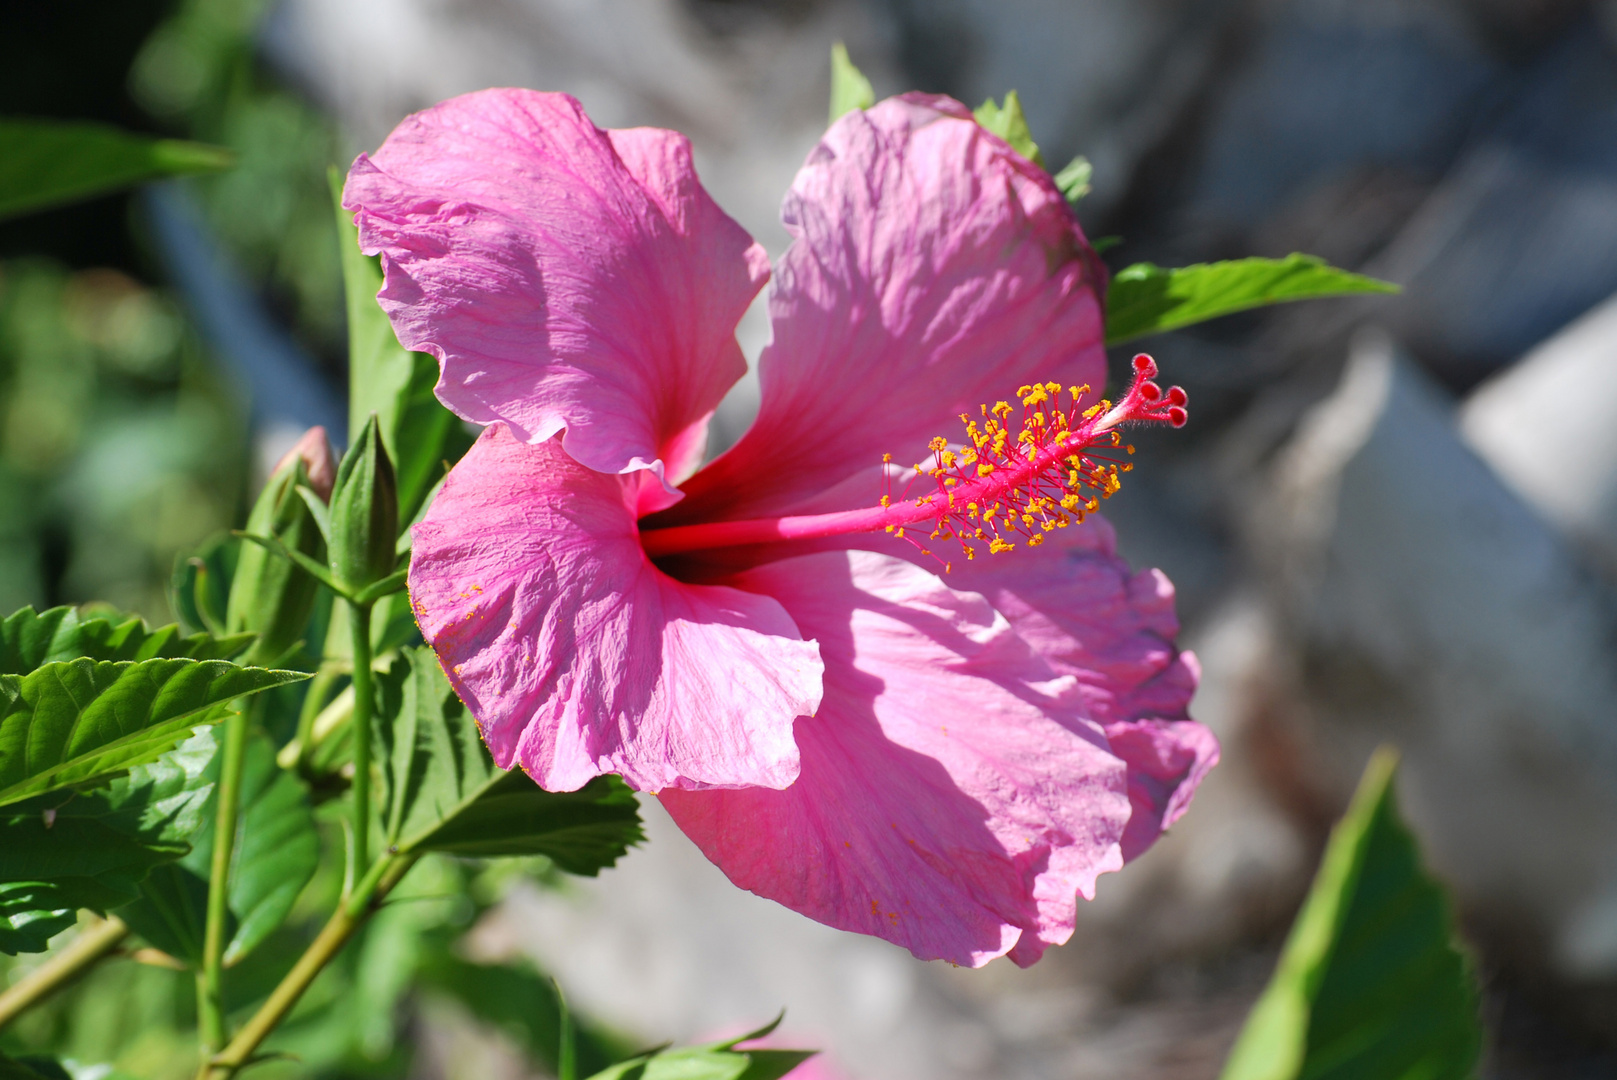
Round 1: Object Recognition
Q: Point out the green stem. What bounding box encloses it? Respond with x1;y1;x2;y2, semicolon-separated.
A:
288;665;341;773
196;854;417;1080
198;708;251;1050
0;916;130;1031
347;599;375;881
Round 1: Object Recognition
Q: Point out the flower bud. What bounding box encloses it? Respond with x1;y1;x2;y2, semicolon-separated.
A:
228;426;334;664
328;413;399;593
272;425;336;501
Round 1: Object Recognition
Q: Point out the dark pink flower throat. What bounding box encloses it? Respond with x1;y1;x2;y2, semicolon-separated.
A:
639;353;1187;566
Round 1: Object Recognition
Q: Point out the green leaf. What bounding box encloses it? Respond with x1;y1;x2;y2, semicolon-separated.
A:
1219;748;1482;1080
0;657;306;808
330;169;459;523
227;443;329;667
585;1040;814;1080
375;648;642;872
0;730;215;954
0;1055;71;1080
1053;155;1092;205
973;91;1043;166
828;43;876;125
116;730;318;966
0;119;233;222
1104;254;1399;347
0;605;254;676
419;953;627;1077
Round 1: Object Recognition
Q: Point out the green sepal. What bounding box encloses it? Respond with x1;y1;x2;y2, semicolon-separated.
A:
974;91;1043;166
1104;254;1399;346
0;119;233;222
1053;155;1092;205
1219;748;1482;1080
226;444;330;666
328;414;399;593
828;43;876;125
169;534;236;638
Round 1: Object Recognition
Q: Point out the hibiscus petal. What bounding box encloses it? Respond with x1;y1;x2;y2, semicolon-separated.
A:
660;550;1130;968
408;424;822;793
345;89;768;497
669;92;1106;522
947;516;1217;863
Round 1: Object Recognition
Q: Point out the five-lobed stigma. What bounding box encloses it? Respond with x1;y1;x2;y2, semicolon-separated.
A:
890;353;1187;567
637;354;1187;563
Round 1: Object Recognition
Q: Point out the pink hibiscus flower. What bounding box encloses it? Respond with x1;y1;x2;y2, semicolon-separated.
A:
344;88;1217;968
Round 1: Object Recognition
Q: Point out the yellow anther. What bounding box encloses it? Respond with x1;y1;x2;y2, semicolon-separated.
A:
978;463;995;477
940;449;956;467
989;538;1016;554
992;401;1013;418
882;452;893;463
1028;534;1045;547
929;436;948;453
880;494;891;507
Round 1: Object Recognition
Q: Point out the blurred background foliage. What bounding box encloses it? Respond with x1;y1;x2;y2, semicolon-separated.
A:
0;0;340;625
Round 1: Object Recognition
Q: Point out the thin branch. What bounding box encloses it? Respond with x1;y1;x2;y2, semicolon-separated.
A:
0;916;130;1030
196;854;417;1080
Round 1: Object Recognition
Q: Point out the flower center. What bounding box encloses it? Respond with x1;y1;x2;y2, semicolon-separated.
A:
639;353;1186;565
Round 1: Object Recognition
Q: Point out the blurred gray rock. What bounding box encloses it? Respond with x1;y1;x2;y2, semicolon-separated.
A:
1370;19;1617;384
880;0;1237;216
1188;2;1498;236
1460;292;1617;578
1258;330;1617;984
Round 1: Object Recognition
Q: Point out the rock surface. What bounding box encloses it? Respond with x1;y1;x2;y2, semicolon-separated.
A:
1460;291;1617;577
1259;331;1617;985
